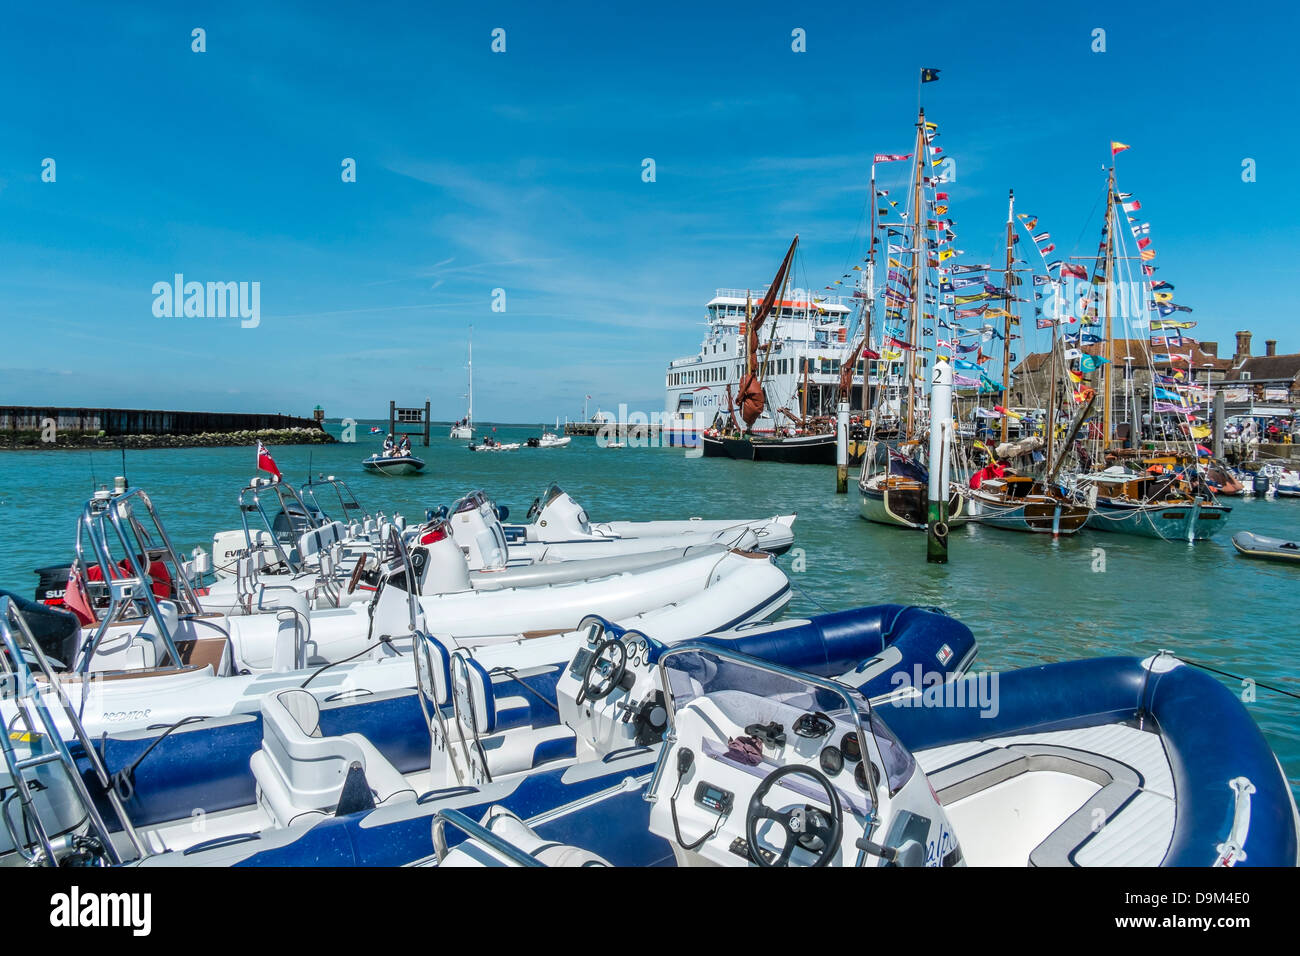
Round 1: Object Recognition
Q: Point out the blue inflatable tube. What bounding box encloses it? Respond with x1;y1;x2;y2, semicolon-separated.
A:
81;605;972;834
880;656;1298;867
694;604;977;699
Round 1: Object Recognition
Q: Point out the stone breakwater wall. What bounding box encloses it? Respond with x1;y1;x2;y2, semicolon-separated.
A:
1;426;335;450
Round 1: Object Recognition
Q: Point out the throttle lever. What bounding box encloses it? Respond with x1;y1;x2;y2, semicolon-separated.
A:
855;837;898;862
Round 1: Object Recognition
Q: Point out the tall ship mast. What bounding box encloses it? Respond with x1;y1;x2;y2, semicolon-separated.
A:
858;100;967;530
662;243;862;461
1063;149;1232;541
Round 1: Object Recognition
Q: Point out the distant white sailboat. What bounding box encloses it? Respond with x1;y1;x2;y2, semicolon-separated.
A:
450;331;474;439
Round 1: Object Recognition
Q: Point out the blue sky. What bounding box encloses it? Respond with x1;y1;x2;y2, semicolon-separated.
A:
2;1;1296;422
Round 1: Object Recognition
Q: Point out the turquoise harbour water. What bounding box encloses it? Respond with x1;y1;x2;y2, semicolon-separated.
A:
1;422;1296;796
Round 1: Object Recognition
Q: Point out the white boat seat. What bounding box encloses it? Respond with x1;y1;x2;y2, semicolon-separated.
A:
251;689;416;827
440;806;611;867
417;634;452;708
452;653;538;735
297;521;346;562
927;743;1145;867
478;725;577;777
132;600;180;667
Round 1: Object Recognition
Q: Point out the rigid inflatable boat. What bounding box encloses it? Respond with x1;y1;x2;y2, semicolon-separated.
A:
503;484;796;556
133;644;1291;868
446;489;771;570
361;453;425;475
8;498;791;739
0;600;975;865
421;649;1297;867
1231;531;1300;565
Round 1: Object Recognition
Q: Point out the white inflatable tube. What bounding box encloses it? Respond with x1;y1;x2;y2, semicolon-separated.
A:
20;552;790;738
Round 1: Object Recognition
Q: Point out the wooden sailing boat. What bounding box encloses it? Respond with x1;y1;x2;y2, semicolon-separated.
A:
1070;165;1231;542
857;108;967;529
702;236;842;464
960;190;1090;535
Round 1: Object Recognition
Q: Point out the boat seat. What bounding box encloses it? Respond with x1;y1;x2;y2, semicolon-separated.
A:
129;600;181;668
251;688;416;828
440;805;611;867
478;725;577;777
417;634;453;708
927;743;1144;867
297;521;345;563
450;651;575;779
452;652;549;735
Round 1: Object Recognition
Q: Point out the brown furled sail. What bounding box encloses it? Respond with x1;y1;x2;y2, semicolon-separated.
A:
737;235;799;430
838;336;868;403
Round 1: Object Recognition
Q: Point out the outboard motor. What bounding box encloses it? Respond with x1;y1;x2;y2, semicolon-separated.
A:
414;519;473;594
448;491;509;570
1253;472;1271;496
534;485;593;540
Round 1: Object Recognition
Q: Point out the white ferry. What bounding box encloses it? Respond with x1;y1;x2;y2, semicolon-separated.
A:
662;288;871;445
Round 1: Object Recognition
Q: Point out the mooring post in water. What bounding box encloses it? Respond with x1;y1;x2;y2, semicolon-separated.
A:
836;400;849;493
1212;389;1225;459
927;359;953;564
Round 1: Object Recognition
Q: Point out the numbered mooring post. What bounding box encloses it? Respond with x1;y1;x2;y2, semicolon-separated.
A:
926;360;953;564
1212;390;1225;460
389;400;432;446
836;401;849;493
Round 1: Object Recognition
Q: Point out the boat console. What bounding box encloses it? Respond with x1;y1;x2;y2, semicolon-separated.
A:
639;645;957;867
439;639;964;867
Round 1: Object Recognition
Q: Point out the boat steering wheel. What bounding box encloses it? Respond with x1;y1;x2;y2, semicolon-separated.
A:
346;554;369;594
745;765;843;867
576;638;627;705
526;496;542;521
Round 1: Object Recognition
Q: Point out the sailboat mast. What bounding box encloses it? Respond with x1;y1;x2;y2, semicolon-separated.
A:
1000;190;1014;446
467;333;473;425
1045;295;1059;474
905;108;926;437
1102;167;1116;450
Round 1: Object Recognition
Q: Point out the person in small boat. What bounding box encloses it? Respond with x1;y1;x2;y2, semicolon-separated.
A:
383;433;395;456
398;435;411;456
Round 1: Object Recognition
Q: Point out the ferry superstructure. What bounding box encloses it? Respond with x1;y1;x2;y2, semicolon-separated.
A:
663;289;873;443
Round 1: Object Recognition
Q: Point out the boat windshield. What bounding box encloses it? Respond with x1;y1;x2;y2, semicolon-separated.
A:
542;483;566;507
656;644;916;798
300;476;366;524
452;490;492;515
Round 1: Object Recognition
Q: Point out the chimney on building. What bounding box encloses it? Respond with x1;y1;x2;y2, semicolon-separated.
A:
1266;339;1277;357
1233;330;1252;366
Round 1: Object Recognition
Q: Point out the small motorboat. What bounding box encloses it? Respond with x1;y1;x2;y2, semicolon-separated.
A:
503;484;797;555
424;647;1298;868
448;489;775;567
14;601;975;866
362;453;425;475
1232;531;1300;564
526;432;571;448
105;637;1290;868
469;437;520;452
